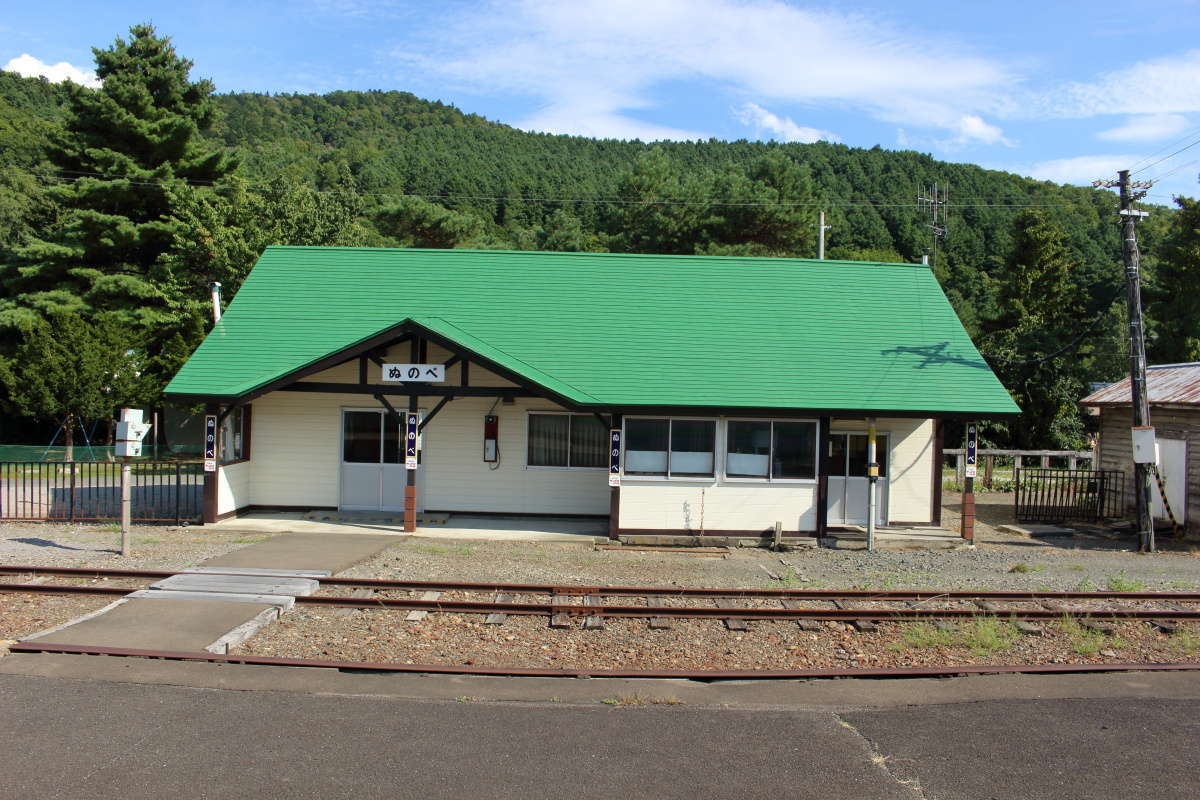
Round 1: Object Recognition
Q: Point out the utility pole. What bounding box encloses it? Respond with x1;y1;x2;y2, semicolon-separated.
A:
817;211;831;259
1094;170;1155;552
918;183;948;270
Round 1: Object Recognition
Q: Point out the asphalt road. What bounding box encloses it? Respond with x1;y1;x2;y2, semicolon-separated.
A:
1;673;1198;800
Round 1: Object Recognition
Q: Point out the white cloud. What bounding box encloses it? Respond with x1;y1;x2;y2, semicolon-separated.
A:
1024;50;1200;119
3;53;99;88
936;114;1014;150
1097;113;1192;142
733;102;839;144
399;0;1013;144
1023;154;1143;185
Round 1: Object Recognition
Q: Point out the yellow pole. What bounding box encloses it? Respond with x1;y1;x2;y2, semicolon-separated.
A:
867;418;878;551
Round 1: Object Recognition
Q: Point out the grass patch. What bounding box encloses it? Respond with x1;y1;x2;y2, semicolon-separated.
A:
1106;571;1146;592
231;535;267;544
1171;627;1200;655
411;543;477;557
1164;580;1198;592
1068;564;1086;572
890;622;956;651
1008;562;1046;574
134;536;160;545
1075;577;1098;592
1059;615;1127;655
960;617;1016;656
601;695;683;707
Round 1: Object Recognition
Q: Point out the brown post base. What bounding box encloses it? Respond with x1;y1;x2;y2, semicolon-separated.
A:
960;492;975;541
404;485;417;532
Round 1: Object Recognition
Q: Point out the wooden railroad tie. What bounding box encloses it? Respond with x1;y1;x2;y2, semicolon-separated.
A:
333;587;376;618
714;598;749;631
404;590;442;622
583;595;605;630
549;594;576;629
483;593;513;625
830;599;876;632
779;599;822;631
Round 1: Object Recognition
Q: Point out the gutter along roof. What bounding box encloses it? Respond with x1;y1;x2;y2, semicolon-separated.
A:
164;247;1020;416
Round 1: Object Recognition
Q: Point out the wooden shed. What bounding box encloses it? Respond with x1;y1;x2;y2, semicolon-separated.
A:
1081;363;1200;535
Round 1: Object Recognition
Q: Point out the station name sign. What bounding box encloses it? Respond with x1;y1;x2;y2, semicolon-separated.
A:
382;364;444;383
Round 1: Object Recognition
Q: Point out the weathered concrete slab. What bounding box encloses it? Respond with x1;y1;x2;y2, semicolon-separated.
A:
199;532;398;573
151;573;319;596
126;590;294;610
24;598;279;651
183;566;331;579
998;523;1076;537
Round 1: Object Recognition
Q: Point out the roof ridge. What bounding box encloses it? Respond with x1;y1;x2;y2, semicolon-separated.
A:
261;245;928;268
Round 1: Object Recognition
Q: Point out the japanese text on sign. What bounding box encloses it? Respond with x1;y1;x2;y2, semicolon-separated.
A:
608;429;621;487
204;415;218;471
405;413;419;470
382;364;445;383
965;422;978;479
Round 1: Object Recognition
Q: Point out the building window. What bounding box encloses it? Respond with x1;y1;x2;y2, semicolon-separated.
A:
625;418;717;477
527;413;607;468
726;419;816;480
219;405;249;464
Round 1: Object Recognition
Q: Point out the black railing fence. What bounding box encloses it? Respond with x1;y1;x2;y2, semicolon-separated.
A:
1015;468;1126;524
0;461;203;524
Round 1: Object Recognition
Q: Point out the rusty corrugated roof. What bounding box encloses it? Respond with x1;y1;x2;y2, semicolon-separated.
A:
1080;362;1200;406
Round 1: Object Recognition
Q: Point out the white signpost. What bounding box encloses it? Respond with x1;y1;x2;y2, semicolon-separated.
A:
382;364;445;383
115;409;152;557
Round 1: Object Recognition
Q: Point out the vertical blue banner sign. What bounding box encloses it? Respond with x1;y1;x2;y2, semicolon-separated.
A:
608;429;621;487
405;413;419;470
965;422;978;478
204;414;218;471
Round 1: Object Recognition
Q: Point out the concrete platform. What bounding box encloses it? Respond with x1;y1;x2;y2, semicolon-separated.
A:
998;523;1077;538
200;531;399;572
24;598;279;651
206;512;606;543
821;526;970;550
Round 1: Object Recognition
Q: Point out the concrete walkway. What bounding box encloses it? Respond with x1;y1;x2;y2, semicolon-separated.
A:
207;511;608;543
20;532;399;653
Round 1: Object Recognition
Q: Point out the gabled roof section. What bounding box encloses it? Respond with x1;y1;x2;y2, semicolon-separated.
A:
164;247;1019;416
1081;363;1200;407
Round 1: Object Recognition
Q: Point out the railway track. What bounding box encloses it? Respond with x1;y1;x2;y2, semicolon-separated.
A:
3;564;1200;622
4;563;1200;681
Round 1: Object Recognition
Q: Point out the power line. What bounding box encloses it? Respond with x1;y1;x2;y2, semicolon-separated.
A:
1127;124;1200;172
1130;134;1200;177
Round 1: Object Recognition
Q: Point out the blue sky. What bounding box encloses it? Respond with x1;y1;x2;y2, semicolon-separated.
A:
4;0;1200;202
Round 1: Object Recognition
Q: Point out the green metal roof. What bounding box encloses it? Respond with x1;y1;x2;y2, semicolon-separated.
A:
164;247;1019;416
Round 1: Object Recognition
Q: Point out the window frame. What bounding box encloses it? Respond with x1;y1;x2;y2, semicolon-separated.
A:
622;415;720;480
525;410;609;471
723;417;820;484
218;404;251;466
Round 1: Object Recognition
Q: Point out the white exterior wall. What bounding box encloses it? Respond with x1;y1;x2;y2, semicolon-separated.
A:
619;416;935;531
235;343;608;514
216;460;251;516
230;340;936;526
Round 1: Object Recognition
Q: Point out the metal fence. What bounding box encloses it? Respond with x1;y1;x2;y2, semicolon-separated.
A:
1015;468;1126;523
0;461;204;524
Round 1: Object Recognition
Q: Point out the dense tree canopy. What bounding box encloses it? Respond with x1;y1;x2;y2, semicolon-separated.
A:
0;22;1192;450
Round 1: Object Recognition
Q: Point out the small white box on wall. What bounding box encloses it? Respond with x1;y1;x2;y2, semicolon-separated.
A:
1131;426;1156;464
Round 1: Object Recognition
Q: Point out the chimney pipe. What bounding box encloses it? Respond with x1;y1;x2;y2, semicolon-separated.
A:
921;254;929;266
209;282;222;323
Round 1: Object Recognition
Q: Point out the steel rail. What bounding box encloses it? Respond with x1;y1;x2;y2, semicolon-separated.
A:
3;564;1200;603
5;582;1199;621
8;641;1200;681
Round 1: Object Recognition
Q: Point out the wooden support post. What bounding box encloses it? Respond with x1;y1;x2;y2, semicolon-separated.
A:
609;412;622;540
405;338;419;533
119;458;132;557
984;454;994;490
961;422;977;542
202;403;219;524
1041;454;1051;468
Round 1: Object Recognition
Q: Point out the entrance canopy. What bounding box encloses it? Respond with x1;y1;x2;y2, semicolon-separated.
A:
165;247;1018;418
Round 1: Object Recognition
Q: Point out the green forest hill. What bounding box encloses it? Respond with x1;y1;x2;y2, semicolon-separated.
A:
1;25;1198;452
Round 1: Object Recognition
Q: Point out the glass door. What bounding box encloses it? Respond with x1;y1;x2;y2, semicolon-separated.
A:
340;409;422;511
827;432;889;525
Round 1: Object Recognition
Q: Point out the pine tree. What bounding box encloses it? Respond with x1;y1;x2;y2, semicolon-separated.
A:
1148;197;1200;363
0;24;234;380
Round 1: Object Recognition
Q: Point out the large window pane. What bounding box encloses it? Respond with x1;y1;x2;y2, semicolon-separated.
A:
569;415;608;468
528;414;569;467
726;421;770;477
626;418;669;475
773;422;816;479
846;434;887;477
670;419;715;477
383;415;401;464
343;411;381;463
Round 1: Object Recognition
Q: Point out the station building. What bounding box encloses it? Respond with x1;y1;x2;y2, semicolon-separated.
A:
164;247;1018;541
